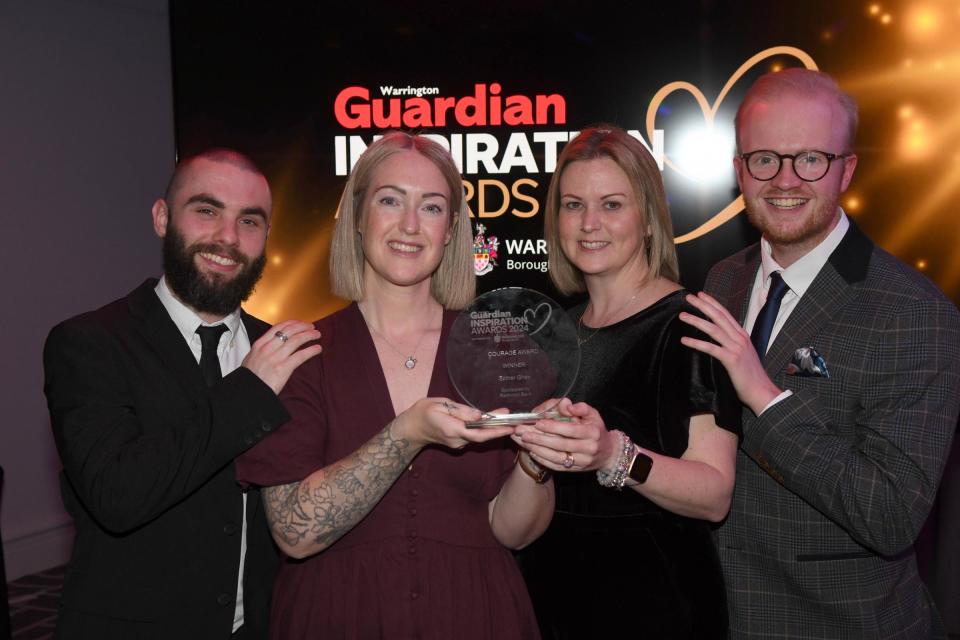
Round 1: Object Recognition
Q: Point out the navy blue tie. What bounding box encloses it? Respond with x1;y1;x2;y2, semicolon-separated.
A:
196;324;228;387
751;272;789;356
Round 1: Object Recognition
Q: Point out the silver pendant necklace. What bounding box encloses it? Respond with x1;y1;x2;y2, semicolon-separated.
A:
367;323;428;370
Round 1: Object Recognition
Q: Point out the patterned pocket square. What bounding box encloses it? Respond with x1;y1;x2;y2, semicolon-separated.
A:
786;347;830;378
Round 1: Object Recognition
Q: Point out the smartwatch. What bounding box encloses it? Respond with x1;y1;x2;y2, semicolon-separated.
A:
627;446;653;484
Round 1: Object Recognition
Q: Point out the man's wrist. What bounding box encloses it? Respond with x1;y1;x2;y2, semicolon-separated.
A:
747;380;787;416
756;389;793;416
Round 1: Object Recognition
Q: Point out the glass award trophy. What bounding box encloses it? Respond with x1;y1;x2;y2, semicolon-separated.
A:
446;287;580;428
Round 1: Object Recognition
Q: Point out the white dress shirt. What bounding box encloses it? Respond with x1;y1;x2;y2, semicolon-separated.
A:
155;277;250;633
744;211;850;414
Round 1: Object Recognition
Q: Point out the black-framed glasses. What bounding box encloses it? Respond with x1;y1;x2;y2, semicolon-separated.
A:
740;150;849;182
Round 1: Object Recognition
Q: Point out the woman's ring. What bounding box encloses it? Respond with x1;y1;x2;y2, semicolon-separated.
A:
275;330;289;343
562;452;575;469
442;400;456;415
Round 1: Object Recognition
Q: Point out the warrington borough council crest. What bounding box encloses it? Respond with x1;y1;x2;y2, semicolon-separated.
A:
473;223;499;276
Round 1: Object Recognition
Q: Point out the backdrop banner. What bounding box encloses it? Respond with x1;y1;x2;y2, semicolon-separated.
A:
171;2;960;318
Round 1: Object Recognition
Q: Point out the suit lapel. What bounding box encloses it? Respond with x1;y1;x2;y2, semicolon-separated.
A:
241;310;269;342
763;263;851;377
128;279;208;403
240;310;271;517
130;280;258;518
762;221;874;378
730;246;761;324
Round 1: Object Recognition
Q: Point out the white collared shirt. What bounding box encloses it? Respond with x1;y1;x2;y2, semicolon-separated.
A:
745;211;850;347
155;277;250;633
744;211;850;413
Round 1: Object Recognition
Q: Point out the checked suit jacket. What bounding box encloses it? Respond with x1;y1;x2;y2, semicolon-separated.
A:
705;221;960;639
43;278;290;639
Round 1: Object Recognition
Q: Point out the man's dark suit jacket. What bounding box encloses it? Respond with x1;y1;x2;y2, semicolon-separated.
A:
43;278;290;639
706;221;960;638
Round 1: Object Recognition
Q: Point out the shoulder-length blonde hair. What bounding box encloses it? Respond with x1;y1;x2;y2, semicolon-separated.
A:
544;124;679;296
329;132;475;309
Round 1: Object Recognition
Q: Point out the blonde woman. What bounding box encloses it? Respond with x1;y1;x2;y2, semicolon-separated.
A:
237;133;552;639
516;125;740;639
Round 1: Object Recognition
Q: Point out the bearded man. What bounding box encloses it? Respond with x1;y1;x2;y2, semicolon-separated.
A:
680;70;960;638
43;149;322;639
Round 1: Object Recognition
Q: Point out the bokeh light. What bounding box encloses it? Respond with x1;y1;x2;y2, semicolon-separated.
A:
904;4;942;40
899;117;931;159
671;125;736;186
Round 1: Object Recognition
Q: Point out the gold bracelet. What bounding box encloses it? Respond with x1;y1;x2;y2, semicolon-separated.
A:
515;450;551;484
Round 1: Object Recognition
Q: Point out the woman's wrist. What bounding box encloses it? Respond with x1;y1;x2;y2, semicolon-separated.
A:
515;450;551;484
596;430;635;490
598;429;625;474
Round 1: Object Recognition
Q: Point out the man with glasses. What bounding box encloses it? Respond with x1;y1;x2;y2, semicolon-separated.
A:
680;69;960;637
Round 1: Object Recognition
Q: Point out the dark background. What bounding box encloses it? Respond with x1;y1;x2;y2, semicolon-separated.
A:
170;1;959;322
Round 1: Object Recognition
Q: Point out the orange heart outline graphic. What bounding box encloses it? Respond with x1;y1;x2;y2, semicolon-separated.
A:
646;46;818;244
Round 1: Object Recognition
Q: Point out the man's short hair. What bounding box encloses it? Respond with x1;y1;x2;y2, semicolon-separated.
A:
735;68;859;153
164;148;266;204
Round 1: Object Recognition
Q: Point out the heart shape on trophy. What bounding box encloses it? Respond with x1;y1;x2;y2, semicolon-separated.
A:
523;302;552;336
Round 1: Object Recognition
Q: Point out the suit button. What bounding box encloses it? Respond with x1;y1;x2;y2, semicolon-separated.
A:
261;422;272;432
224;523;238;535
217;593;232;605
244;435;254;445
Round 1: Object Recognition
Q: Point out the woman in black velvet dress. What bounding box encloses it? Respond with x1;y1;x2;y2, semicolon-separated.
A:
516;125;741;639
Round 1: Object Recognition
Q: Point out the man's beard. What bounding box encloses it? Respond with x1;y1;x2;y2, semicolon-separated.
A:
162;226;267;317
744;189;841;248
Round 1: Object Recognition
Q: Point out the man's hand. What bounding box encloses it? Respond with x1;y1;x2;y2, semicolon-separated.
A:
679;292;782;415
242;320;322;394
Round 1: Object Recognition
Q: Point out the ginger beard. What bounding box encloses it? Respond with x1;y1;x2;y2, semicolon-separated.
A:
742;183;842;248
162;223;267;317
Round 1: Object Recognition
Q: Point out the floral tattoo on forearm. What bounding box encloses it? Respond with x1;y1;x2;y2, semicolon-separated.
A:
263;421;414;552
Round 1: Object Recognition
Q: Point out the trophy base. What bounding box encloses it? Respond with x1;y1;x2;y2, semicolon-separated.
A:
465;410;573;428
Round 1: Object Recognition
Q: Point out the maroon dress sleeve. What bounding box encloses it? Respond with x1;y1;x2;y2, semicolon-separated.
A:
235;318;329;488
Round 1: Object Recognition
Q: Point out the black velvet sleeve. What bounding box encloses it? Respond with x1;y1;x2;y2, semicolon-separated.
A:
661;302;742;446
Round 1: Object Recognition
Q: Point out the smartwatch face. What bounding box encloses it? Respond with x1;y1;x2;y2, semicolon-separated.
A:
628;451;653;484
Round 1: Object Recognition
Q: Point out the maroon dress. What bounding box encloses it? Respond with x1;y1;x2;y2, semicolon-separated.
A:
236;303;540;640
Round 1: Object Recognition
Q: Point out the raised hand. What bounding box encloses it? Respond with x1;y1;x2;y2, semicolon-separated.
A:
678;292;781;415
242;320;323;395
